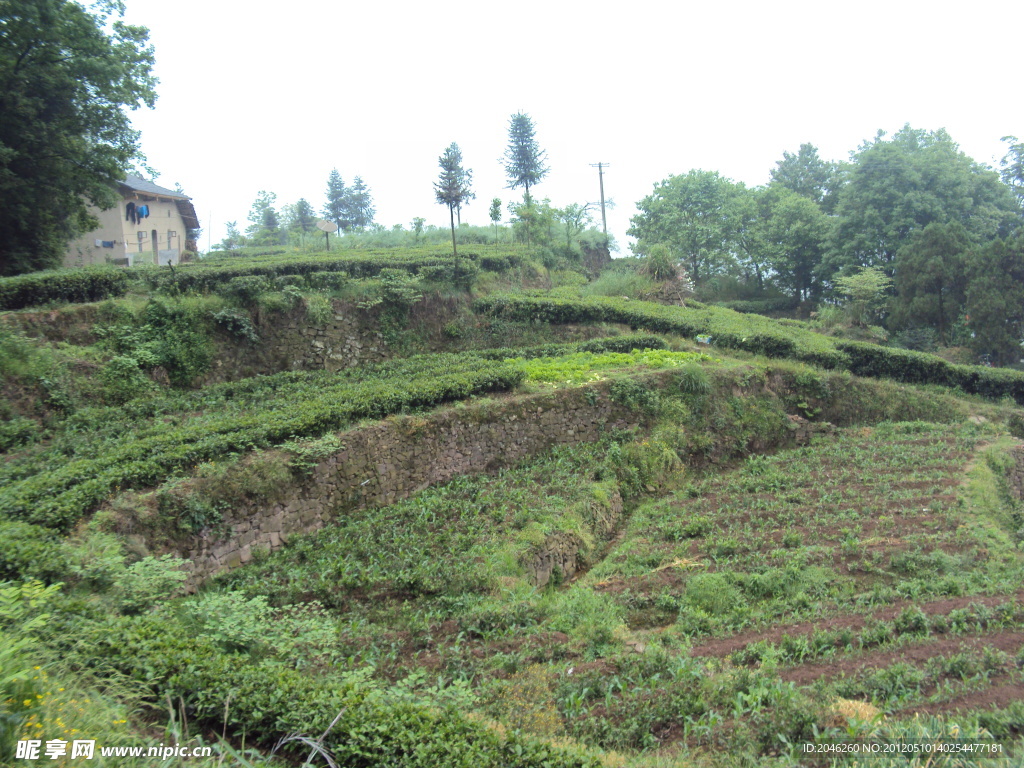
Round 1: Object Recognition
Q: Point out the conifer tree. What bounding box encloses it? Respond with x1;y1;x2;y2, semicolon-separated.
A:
323;169;349;232
435;143;473;260
503;112;549;204
349;177;375;230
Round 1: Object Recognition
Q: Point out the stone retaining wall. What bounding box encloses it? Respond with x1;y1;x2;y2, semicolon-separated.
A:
1007;444;1024;500
205;305;389;382
176;381;648;586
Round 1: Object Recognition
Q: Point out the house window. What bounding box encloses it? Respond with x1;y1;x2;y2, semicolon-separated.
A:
168;230;177;240
137;231;148;242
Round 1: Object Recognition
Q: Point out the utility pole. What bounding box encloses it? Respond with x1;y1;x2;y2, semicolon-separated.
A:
589;162;609;241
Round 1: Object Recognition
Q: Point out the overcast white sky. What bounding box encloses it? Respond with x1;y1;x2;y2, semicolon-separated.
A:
122;0;1021;253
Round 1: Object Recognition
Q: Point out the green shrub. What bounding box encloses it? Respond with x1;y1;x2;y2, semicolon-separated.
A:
610;379;661;414
303;293;333;325
417;260;479;289
639;244;679;282
115;554;188;614
100;355;157;404
222;275;272;305
67;613;602;767
581;270;656;298
0;520;69;582
475;294;1024;403
0;354;525;531
135;245;510;294
676;362;711;396
0;267;130;310
545;589;625;646
212;307;260;344
684;573;740;615
0;417;40;451
717;298;798;314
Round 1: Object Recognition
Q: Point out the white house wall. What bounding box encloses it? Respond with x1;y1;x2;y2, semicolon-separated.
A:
63;195;189;269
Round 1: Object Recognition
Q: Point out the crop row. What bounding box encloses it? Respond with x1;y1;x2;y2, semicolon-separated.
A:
0;248;527;310
0;267;130;310
0;357;525;532
474;294;1024;403
0;333;677;532
136;247;522;292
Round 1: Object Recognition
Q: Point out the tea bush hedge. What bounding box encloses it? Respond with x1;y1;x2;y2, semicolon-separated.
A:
0;355;525;532
0;268;130;310
475;294;1024;403
75;613;603;768
137;248;519;294
716;298;799;314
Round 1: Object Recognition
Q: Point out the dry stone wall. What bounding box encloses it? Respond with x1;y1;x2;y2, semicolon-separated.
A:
175;382;647;586
206;305;389;383
1007;444;1024;500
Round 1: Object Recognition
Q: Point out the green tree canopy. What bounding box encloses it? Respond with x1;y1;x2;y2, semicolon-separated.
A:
730;185;830;300
245;190;280;245
835;266;892;328
219;221;242;250
769;143;842;213
282;198;317;239
822;126;1018;281
891;221;971;343
434;142;472;259
0;0;157;274
966;234;1024;366
503;112;548;204
348;177;375;230
628;170;743;285
489;198;502;244
556;203;593;255
999;135;1024;216
323;169;350;232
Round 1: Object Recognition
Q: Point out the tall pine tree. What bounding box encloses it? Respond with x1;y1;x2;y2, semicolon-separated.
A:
349;177;375;230
503;112;548;204
435;143;473;260
323;169;349;232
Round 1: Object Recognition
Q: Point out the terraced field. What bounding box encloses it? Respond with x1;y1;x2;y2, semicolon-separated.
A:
209;419;1024;766
6;260;1024;767
563;423;1024;759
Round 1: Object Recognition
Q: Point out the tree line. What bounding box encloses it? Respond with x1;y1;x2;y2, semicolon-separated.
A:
628;127;1024;365
434;112;604;262
221;174;376;249
223;112;605;263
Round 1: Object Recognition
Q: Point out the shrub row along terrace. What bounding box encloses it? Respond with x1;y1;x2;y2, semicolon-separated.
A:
0;246;525;309
0;335;671;534
475;294;1024;402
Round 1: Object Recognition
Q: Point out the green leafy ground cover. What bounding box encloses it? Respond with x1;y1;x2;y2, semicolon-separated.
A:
0;337;696;541
0;246;530;310
5;267;1024;766
475;294;1024;402
205;419;1024;766
8;358;1021;767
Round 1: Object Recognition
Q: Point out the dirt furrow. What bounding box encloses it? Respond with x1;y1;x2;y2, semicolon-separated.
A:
688;592;1024;659
902;682;1024;717
776;630;1024;686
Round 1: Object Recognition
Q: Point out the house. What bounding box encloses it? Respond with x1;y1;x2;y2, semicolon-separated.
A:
63;175;201;268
